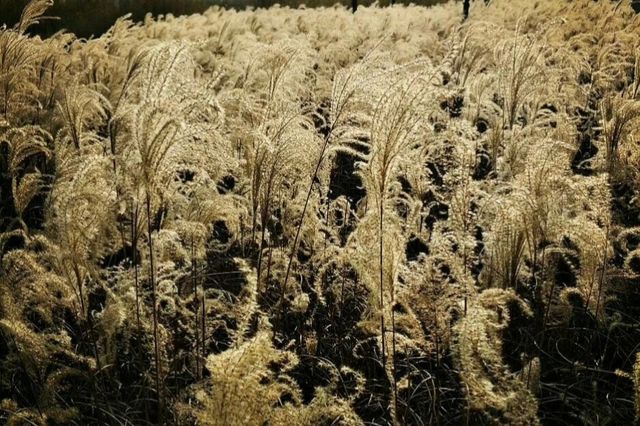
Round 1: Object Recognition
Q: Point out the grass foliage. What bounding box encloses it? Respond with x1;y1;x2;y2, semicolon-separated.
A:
2;0;640;424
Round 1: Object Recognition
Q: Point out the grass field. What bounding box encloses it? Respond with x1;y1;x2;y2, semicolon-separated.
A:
2;0;640;425
0;0;447;37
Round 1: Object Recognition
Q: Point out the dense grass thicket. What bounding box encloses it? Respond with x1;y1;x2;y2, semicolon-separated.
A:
0;0;447;37
3;0;640;424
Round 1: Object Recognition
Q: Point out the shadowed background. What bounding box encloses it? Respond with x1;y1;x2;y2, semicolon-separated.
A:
0;0;447;37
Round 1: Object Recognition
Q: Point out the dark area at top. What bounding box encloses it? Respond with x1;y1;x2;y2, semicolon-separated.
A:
0;0;446;38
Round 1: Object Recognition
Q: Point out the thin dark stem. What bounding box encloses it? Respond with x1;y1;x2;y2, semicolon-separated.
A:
379;198;386;363
145;190;162;424
266;245;274;289
201;264;206;364
257;193;272;290
391;304;398;422
191;239;200;380
73;263;101;372
594;228;608;319
281;131;332;315
132;203;141;330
